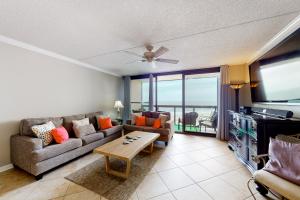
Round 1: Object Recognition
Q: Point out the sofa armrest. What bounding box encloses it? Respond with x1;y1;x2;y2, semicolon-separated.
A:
165;119;174;134
165;119;173;129
11;135;43;173
11;135;43;151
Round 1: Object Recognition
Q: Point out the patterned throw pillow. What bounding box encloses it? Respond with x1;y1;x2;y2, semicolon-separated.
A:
31;121;56;146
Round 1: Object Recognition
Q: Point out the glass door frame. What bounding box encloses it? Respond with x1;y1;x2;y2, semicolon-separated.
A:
182;73;219;136
130;67;220;136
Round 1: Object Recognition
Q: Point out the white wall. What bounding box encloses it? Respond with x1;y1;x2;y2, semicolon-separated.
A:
0;41;122;167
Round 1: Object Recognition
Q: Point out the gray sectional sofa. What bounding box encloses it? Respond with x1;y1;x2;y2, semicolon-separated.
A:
11;111;122;179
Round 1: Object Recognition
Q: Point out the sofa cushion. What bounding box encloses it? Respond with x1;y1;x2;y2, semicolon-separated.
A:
123;124;144;132
63;114;85;136
32;138;82;162
81;132;104;145
20;117;63;136
85;111;103;130
102;125;122;137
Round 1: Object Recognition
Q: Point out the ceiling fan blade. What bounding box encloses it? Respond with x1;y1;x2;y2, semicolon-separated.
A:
125;59;146;64
122;50;144;58
155;58;179;64
154;46;169;58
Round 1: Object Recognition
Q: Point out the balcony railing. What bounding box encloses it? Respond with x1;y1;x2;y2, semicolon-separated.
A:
131;102;217;133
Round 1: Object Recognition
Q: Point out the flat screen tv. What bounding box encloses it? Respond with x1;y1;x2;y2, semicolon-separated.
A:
249;28;300;104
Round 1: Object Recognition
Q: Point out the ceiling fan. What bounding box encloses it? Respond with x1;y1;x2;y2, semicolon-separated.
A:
124;44;179;66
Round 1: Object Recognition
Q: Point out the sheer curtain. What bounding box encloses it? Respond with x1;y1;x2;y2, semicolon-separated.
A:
123;76;131;122
217;65;235;141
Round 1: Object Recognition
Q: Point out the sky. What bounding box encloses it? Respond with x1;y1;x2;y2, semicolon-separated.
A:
142;76;218;106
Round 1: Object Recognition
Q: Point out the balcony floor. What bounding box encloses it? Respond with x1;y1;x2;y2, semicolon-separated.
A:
174;124;217;134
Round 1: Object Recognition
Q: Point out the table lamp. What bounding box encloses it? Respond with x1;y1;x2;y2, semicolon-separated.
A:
114;100;124;119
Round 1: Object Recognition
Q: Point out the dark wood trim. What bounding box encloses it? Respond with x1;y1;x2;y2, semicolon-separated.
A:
130;67;220;79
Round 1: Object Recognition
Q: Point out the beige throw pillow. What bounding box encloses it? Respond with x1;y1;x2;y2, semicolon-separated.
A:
159;114;168;128
72;118;90;137
72;118;89;128
31;121;56;146
73;124;96;138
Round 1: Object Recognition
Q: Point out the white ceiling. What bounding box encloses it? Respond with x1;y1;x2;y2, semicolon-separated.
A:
0;0;299;76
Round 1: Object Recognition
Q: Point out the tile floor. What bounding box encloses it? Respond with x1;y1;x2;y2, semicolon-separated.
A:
0;134;277;200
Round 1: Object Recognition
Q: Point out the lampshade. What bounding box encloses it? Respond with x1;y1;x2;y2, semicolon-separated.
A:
228;64;250;86
229;81;246;89
114;100;124;109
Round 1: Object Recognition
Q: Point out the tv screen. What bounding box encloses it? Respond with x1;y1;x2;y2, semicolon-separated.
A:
250;28;300;104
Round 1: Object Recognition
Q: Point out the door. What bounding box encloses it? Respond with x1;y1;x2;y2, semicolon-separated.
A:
183;73;218;135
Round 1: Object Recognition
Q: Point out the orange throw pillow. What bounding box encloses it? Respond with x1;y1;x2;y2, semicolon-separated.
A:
152;118;161;129
135;116;146;126
98;117;113;130
51;127;69;144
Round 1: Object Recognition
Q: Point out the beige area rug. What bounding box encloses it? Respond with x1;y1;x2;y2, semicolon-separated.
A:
65;148;164;200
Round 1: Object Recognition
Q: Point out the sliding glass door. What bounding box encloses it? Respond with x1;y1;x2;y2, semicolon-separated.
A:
184;74;218;134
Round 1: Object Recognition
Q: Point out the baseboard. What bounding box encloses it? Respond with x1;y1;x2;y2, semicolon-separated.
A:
0;164;14;172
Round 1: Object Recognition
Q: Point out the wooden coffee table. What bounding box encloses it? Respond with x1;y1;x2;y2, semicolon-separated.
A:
94;131;160;179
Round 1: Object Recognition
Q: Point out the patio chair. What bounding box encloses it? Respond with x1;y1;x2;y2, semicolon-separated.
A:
199;110;218;132
184;112;199;130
